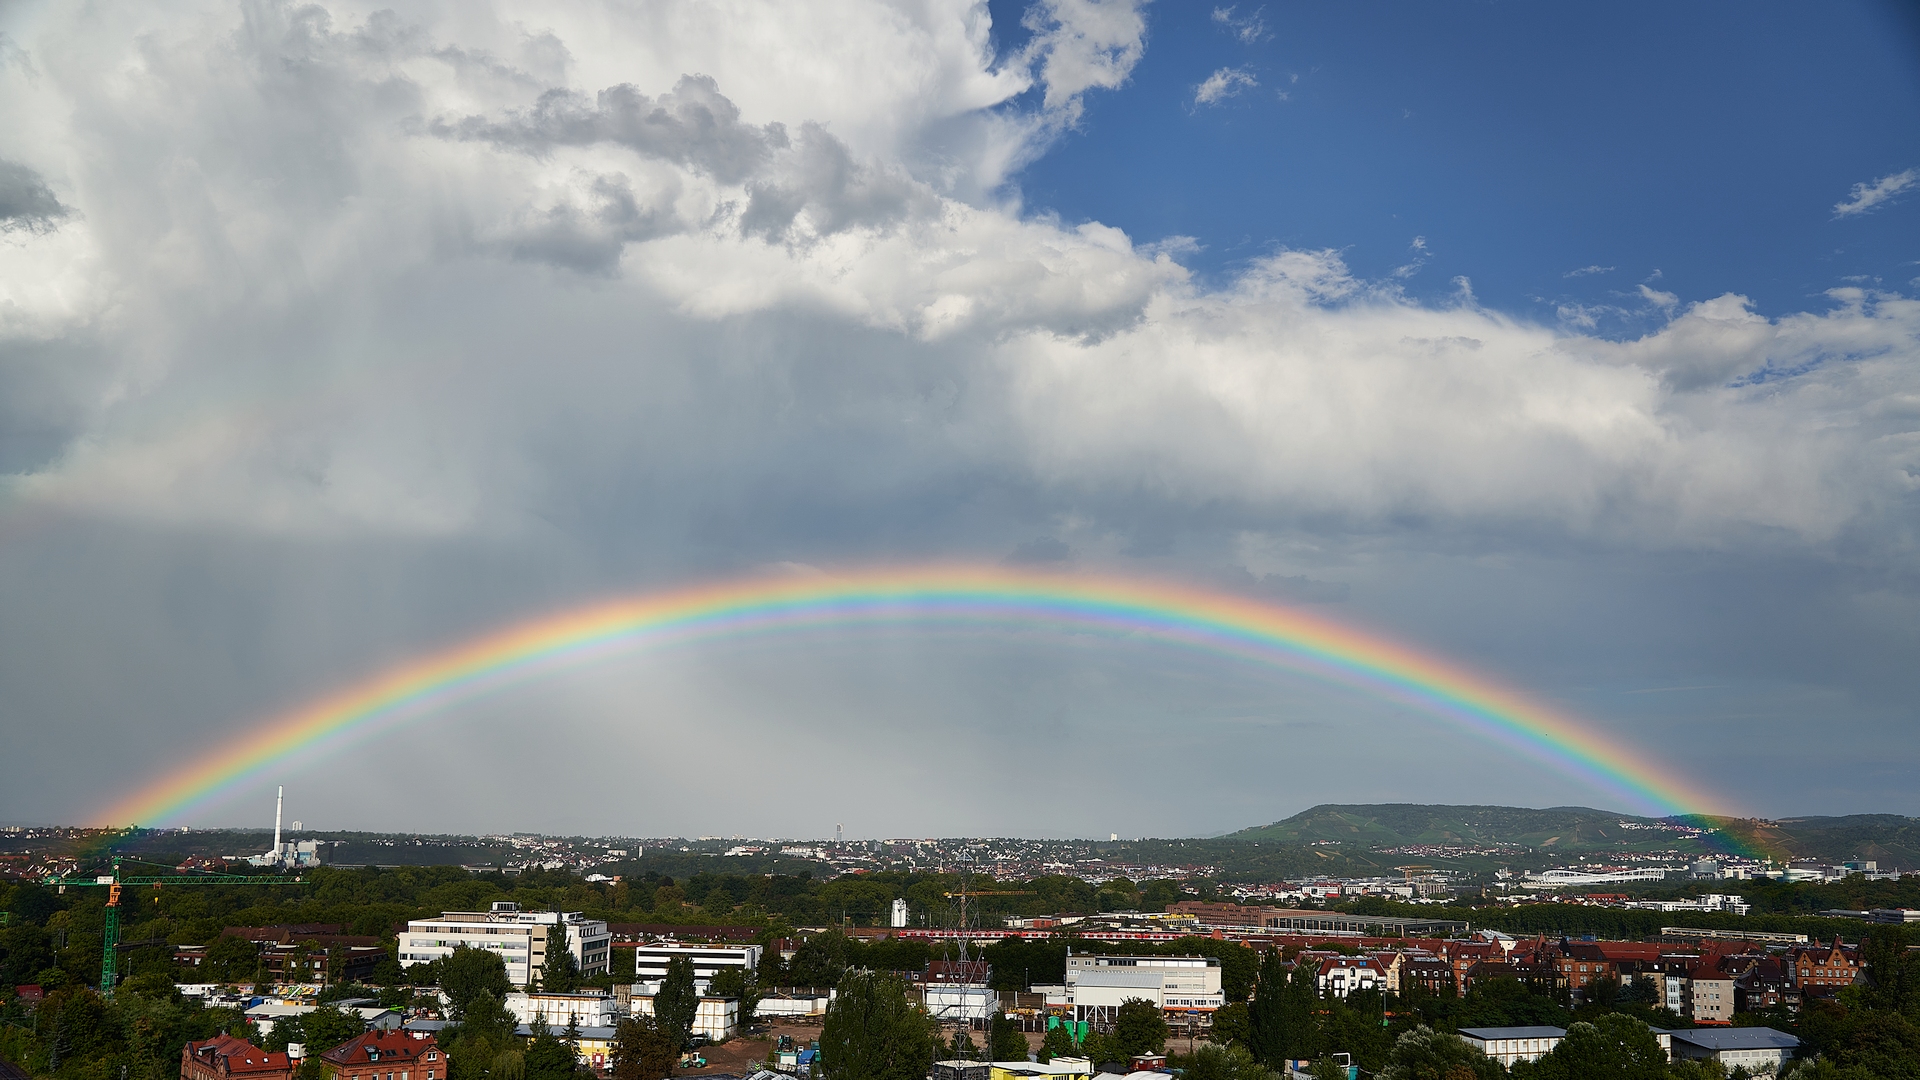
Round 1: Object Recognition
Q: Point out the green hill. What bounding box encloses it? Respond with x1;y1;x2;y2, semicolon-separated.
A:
1230;804;1920;866
1720;815;1920;867
1230;803;1718;854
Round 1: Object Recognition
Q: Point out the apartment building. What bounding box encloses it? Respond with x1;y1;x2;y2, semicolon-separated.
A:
1690;977;1736;1025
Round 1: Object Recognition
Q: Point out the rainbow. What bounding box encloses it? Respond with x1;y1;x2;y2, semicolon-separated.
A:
99;564;1735;827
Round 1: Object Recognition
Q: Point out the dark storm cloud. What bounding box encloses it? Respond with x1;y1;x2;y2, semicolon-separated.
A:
434;75;788;184
0;160;68;232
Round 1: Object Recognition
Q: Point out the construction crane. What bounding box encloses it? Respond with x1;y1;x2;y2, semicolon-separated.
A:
41;855;299;998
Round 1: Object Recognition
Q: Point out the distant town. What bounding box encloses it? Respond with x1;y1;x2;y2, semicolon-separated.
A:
3;801;1917;1080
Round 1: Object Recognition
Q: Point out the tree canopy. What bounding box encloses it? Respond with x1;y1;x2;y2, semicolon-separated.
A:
652;956;698;1051
818;970;937;1080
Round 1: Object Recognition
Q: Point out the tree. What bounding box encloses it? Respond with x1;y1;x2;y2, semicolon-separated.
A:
1459;978;1568;1030
1376;1027;1504;1080
1857;926;1920;1016
791;932;851;988
442;946;514;1019
1249;960;1318;1067
1112;998;1169;1058
948;1028;980;1061
989;1011;1029;1062
709;966;762;1031
203;934;261;984
265;1004;362;1054
1079;1030;1121;1068
1247;950;1289;1065
1211;1002;1251;1050
1524;1014;1665;1080
454;989;519;1045
542;926;580;994
757;943;787;986
653;956;699;1051
818;970;937;1080
1175;1043;1277;1080
612;1017;677;1080
1038;1024;1078;1064
523;1018;580;1080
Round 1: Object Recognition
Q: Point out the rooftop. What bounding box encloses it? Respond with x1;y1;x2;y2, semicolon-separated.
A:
1458;1027;1569;1040
1670;1028;1801;1051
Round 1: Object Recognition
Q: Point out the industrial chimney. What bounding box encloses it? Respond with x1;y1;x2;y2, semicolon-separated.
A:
274;786;284;860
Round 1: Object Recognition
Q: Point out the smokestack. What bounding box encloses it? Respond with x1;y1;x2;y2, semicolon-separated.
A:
274;786;284;858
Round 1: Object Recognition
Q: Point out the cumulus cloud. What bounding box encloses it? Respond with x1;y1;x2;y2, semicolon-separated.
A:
1834;167;1917;217
2;0;1919;827
1194;67;1258;106
434;75;790;184
1016;0;1149;124
1564;264;1613;278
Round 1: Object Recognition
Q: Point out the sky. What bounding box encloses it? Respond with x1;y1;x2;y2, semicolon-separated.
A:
0;0;1916;840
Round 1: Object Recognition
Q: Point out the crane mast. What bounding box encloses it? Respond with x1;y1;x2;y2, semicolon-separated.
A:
43;855;296;997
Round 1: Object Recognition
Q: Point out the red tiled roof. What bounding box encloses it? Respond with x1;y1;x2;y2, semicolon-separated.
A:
185;1035;293;1077
319;1031;439;1069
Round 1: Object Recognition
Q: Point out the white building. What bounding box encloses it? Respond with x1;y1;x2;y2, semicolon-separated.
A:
1670;1028;1800;1072
1458;1027;1566;1067
1062;955;1223;1018
1315;958;1387;999
923;984;997;1022
892;898;910;928
400;902;612;988
1520;868;1678;889
1623;894;1751;916
243;1003;401;1038
506;992;619;1028
627;995;740;1041
627;942;761;994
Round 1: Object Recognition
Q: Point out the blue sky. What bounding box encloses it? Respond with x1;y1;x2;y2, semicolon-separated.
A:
1;0;1918;836
994;0;1920;326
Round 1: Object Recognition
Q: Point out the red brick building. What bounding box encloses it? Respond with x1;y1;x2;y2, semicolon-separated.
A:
317;1031;444;1080
1790;939;1860;993
180;1035;294;1080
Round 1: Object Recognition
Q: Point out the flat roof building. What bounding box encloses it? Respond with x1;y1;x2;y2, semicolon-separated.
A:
626;942;761;992
1457;1027;1566;1067
1669;1028;1799;1073
1063;954;1223;1018
400;902;610;989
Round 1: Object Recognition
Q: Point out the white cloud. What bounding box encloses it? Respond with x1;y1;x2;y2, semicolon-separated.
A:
1564;264;1614;278
1194;67;1258;106
1834;167;1917;217
2;0;1920;829
1016;0;1150;125
0;0;1913;624
1211;6;1269;44
1638;283;1679;309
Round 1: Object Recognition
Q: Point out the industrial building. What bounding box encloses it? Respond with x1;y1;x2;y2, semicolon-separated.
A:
399;902;610;988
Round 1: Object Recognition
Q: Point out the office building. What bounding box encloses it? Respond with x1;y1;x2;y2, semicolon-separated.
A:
399;902;610;988
1062;954;1223;1018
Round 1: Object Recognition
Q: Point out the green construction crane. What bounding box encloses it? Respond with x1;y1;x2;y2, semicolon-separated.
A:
42;856;299;997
